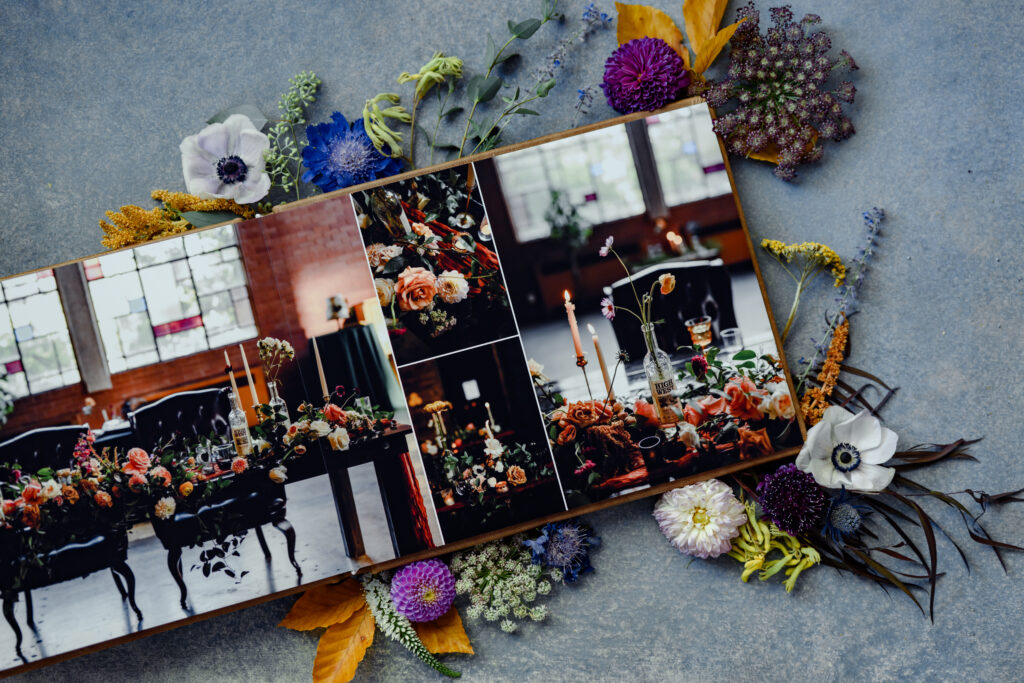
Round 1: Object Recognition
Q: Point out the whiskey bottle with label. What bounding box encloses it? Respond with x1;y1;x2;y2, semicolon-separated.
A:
641;323;683;425
228;391;253;458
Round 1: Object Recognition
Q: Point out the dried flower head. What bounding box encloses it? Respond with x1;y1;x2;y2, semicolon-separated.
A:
705;4;858;180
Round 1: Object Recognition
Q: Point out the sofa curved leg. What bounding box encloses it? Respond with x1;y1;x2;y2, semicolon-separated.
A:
166;547;188;610
255;526;272;560
113;561;144;622
272;519;302;579
3;594;24;662
111;569;127;599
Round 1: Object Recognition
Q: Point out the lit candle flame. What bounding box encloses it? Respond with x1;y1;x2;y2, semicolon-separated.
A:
563;290;571;302
586;322;596;334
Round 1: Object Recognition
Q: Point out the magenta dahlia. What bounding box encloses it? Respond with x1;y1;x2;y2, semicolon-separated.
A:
389;559;456;622
600;37;690;114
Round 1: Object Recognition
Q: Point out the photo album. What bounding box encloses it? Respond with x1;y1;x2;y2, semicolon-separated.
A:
0;100;803;671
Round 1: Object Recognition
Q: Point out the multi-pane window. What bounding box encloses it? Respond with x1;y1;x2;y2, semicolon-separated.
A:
0;270;79;397
494;124;646;241
645;103;732;205
84;226;257;373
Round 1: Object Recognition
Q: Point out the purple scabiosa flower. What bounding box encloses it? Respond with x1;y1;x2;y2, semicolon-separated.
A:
301;112;403;192
523;520;600;582
756;462;828;535
600;38;690;114
389;559;456;622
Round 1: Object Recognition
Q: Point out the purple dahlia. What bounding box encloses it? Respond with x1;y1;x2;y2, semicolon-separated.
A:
600;37;690;114
756;462;827;535
389;559;456;622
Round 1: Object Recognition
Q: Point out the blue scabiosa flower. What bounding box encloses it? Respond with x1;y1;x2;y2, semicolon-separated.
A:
822;488;871;543
523;521;600;583
301;112;403;192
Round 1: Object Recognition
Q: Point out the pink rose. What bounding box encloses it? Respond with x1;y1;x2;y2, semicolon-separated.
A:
683;403;704;426
698;395;728;416
323;403;346;424
394;267;438;312
149;466;172;487
123;447;151;476
725;377;765;422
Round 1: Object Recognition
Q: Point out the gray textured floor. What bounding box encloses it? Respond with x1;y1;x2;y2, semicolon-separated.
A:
3;1;1024;681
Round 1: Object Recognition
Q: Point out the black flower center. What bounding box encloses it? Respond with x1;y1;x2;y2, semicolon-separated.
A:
216;155;248;184
831;442;861;473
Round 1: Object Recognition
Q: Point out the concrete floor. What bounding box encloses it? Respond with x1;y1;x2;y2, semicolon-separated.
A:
2;0;1023;681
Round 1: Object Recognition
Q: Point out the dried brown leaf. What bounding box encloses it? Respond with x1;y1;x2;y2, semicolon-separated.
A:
413;607;475;655
683;0;729;55
615;2;689;68
279;578;365;631
312;604;376;683
692;20;744;74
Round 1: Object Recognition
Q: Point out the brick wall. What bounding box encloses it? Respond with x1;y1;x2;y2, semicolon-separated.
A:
1;195;373;436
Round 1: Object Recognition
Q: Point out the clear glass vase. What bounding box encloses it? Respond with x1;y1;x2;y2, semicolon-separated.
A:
641;323;683;425
266;380;291;427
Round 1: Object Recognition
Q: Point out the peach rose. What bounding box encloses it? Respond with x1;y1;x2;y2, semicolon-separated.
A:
762;382;795;420
683;403;704;427
507;465;527;486
394;267;438;312
1;500;16;517
128;473;147;491
633;399;659;427
698;395;728;416
294;444;307;455
495;481;509;494
658;273;676;295
94;491;113;508
179;481;194;497
62;485;80;505
123;447;151;476
20;504;40;529
323;403;346;423
231;457;248;474
725;377;764;422
150;466;172;487
564;400;613;428
557;425;577;445
81;478;99;493
738;427;773;460
21;482;41;504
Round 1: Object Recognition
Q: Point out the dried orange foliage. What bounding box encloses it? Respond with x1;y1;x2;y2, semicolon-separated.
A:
279;578;366;631
615;2;689;68
413;607;475;655
615;0;742;78
800;316;849;426
312;604;376;683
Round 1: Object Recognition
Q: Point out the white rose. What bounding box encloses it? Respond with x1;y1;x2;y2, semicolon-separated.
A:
310;420;331;438
677;423;701;449
494;460;505;473
484;438;504;458
41;480;62;501
254;438;271;454
423;441;439;456
375;278;396;307
765;382;796;420
154;496;177;520
487;477;497;488
437;270;470;304
327;427;351;452
269;466;288;484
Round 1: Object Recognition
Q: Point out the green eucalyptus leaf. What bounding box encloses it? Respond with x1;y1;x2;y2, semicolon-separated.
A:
485;34;497;65
206;104;268;132
536;78;557;97
473;75;503;103
510;18;542;38
180;210;242;228
443;106;465;120
731;349;757;361
495;51;520;65
513;108;540;116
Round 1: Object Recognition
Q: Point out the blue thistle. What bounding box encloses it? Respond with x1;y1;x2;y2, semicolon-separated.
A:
523;521;600;583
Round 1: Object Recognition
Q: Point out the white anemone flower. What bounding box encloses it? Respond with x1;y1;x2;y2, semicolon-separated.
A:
180;114;270;204
795;406;898;492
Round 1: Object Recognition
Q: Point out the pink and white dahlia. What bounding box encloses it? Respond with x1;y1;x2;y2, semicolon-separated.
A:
653;479;746;559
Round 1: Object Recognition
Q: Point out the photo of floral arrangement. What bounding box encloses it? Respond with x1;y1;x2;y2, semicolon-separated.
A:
351;166;518;365
398;338;566;542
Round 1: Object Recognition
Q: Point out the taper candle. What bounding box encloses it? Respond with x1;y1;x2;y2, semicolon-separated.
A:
485;402;495;428
587;323;614;400
239;344;258;406
224;350;241;397
563;290;584;359
312;337;329;400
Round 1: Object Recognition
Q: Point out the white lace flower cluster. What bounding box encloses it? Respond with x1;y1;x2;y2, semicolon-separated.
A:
450;537;552;634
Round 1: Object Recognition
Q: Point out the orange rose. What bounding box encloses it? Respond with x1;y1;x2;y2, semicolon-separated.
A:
95;491;113;508
633;399;659;427
21;482;41;504
149;466;172;487
738;426;773;460
698;395;728;416
62;485;80;505
564;400;613;428
80;478;99;493
507;465;527;486
725;377;764;422
179;481;194;497
294;444;307;455
231;457;248;474
323;403;346;424
128;473;147;491
123;447;151;476
557;425;577;445
394;266;438;312
658;273;676;295
683;403;704;426
1;500;16;517
20;504;40;529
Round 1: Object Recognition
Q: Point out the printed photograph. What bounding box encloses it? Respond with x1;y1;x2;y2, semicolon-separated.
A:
475;104;801;508
398;337;566;543
350;166;518;366
0;195;440;667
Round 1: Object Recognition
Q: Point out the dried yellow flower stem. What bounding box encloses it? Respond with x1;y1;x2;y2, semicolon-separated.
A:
799;315;849;426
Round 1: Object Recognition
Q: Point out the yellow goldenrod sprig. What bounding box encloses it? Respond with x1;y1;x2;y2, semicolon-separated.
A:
799;315;849;426
727;501;821;592
100;191;254;250
761;239;847;341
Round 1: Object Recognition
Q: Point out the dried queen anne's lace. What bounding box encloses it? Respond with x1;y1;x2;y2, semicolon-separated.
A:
704;4;858;180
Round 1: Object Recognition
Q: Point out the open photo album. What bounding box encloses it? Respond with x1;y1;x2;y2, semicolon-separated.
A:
0;99;803;672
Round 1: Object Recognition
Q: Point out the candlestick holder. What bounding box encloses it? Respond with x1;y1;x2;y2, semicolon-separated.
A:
576;354;594;401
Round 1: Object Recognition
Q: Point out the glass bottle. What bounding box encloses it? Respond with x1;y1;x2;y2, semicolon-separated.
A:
228;391;253;458
641;323;683;425
266;380;290;427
